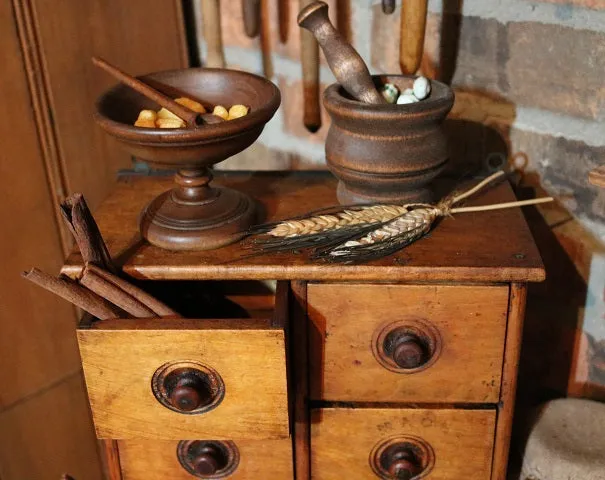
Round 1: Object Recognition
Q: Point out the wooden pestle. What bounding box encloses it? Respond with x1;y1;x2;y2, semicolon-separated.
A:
297;1;386;105
399;0;428;74
92;57;224;127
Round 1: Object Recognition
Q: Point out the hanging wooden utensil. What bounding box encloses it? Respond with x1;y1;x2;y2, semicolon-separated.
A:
382;0;396;14
242;0;261;37
299;0;322;132
260;0;273;77
399;0;428;74
278;0;290;43
201;0;225;68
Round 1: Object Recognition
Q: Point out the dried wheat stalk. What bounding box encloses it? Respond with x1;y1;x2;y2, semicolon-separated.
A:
268;204;410;237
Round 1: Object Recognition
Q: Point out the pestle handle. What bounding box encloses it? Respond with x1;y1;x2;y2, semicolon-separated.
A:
297;1;385;105
92;57;204;127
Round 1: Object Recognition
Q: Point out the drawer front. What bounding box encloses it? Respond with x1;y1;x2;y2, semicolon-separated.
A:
119;438;293;479
311;408;495;479
77;318;289;440
308;283;509;403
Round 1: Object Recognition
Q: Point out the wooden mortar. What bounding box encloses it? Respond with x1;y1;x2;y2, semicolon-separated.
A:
323;75;454;204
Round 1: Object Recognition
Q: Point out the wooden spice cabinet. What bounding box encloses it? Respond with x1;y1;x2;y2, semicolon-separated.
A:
63;172;544;480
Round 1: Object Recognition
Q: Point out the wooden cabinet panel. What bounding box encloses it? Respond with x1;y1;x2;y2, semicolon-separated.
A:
311;408;496;479
0;374;102;480
0;0;82;408
308;283;509;403
78;317;289;440
29;0;187;209
118;438;293;479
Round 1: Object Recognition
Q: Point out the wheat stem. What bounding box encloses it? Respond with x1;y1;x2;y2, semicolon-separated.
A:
450;197;553;214
452;171;505;204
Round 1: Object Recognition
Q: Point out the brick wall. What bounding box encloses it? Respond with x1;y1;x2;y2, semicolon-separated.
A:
194;0;605;401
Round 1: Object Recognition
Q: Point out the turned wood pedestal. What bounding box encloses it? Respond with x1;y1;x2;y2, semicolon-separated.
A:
63;171;544;480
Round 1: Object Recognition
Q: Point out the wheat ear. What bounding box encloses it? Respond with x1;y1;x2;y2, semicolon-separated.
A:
268;204;409;237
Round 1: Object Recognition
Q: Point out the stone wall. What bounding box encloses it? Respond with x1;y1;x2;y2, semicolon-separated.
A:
194;0;605;402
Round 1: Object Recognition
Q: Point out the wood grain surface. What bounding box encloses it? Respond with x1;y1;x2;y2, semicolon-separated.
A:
310;407;496;479
492;283;526;480
0;374;103;480
118;438;293;479
77;317;289;440
61;172;545;283
308;283;509;403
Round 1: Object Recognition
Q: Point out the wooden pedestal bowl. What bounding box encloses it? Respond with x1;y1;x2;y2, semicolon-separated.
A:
323;74;454;204
95;68;280;251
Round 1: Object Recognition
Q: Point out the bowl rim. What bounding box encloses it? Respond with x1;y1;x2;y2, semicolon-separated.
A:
94;68;281;145
323;74;454;119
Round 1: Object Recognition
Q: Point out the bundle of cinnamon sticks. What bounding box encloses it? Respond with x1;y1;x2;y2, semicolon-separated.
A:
23;194;178;320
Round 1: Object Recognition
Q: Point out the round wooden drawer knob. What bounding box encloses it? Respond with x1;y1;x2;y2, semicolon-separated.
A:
169;377;210;412
385;445;422;479
152;361;225;415
192;444;225;475
391;334;428;370
177;440;240;478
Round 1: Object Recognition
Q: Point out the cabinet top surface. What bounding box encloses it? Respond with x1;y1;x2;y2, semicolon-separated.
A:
62;171;544;283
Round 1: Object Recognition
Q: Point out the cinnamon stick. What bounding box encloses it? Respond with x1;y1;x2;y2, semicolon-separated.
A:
80;267;157;318
84;264;179;317
22;268;124;320
60;193;117;274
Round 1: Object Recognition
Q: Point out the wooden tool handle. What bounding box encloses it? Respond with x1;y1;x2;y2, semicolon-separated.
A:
92;56;199;127
278;0;290;43
299;0;321;131
399;0;428;74
242;0;261;37
260;0;273;77
382;0;396;14
201;0;225;68
298;1;385;104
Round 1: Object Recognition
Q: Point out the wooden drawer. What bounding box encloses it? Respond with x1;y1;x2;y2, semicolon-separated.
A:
118;438;293;479
311;408;496;479
308;283;509;403
77;282;289;440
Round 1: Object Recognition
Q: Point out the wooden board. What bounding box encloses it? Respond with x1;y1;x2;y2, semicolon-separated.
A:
310;407;496;479
62;172;545;283
28;0;187;210
0;374;102;480
77;318;289;440
0;0;82;409
118;438;293;479
308;284;509;403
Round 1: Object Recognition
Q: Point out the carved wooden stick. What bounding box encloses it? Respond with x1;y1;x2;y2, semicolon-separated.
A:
22;268;124;320
84;264;179;317
399;0;428;74
60;193;117;274
299;0;322;132
260;0;273;77
382;0;396;14
278;0;289;43
80;267;157;318
201;0;225;68
242;0;261;37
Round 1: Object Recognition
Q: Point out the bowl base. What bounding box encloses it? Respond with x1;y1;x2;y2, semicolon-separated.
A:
140;186;256;251
336;181;433;205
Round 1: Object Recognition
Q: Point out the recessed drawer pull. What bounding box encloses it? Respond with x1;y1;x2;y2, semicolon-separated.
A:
152;361;225;414
177;440;240;478
373;318;441;374
370;435;435;479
